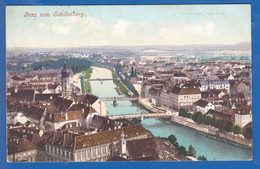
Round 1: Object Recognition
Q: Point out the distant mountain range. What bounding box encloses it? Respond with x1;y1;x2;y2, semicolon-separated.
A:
7;42;251;52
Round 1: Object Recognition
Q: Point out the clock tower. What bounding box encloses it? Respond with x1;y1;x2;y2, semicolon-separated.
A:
61;62;71;97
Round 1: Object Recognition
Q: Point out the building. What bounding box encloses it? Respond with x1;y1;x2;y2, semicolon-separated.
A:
235;105;252;128
200;80;230;93
161;86;201;110
206;109;235;122
61;63;71;97
45;125;150;162
8;137;38;162
193;99;215;114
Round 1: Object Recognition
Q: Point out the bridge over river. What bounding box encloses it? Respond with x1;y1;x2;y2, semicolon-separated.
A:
85;78;120;82
108;113;173;120
101;97;138;101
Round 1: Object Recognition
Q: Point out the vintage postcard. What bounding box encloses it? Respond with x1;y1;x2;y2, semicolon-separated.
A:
5;5;252;163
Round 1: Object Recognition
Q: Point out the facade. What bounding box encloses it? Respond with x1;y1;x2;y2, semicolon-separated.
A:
161;86;201;110
206;109;235;122
235;105;252;128
193;99;215;114
200;80;230;93
45;125;150;162
8;138;38;162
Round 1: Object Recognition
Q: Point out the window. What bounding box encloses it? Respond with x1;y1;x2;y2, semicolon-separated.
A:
82;150;86;159
88;149;91;158
77;152;81;161
98;147;101;155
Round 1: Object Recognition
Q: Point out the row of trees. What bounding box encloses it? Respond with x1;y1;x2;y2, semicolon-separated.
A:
29;58;91;74
167;134;207;161
179;109;252;139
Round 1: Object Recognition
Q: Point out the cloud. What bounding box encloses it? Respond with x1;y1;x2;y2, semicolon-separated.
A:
113;20;130;36
37;22;45;29
52;24;70;34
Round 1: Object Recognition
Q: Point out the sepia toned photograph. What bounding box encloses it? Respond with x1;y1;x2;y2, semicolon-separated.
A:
6;5;252;162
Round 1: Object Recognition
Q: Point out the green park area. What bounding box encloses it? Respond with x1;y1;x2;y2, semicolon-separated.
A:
114;80;129;97
84;67;93;79
80;68;93;94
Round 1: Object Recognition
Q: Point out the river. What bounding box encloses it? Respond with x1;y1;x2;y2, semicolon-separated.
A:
89;66;252;161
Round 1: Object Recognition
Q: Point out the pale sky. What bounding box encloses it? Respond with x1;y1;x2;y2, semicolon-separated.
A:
6;5;251;48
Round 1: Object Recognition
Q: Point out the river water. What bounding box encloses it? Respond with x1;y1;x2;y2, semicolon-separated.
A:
89;66;252;161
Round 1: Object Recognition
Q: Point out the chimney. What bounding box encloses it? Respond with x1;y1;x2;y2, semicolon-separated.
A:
14;85;18;93
39;130;43;137
65;112;68;121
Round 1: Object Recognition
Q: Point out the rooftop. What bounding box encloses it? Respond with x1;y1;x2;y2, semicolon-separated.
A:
75;125;150;150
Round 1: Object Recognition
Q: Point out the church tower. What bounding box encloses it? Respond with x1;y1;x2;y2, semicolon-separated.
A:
61;62;71;97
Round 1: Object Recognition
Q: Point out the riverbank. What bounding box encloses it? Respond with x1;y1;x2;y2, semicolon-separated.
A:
73;72;83;94
138;97;252;149
170;116;252;149
128;87;252;149
89;65;252;160
97;66;252;149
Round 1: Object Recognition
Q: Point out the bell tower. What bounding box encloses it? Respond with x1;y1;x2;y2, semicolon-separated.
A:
61;62;70;97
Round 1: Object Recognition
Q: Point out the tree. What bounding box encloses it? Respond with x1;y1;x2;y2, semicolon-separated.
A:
205;116;211;125
197;155;208;161
192;112;202;123
219;120;227;131
201;114;207;124
168;134;179;149
187;145;196;157
168;135;177;144
210;117;217;127
225;121;233;132
131;118;141;125
187;113;193;118
215;119;222;129
244;127;252;139
130;67;135;77
178;146;187;156
233;125;242;134
179;109;188;117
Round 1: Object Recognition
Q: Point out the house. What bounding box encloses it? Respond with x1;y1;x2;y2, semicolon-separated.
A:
45;125;150;162
236;82;250;93
193;99;215;114
161;86;201;110
11;76;26;87
42;84;62;94
148;87;161;102
200;80;230;92
7;137;38;162
8;124;53;161
206;109;235;122
201;90;226;104
152;96;161;106
141;81;152;98
235;105;252;128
